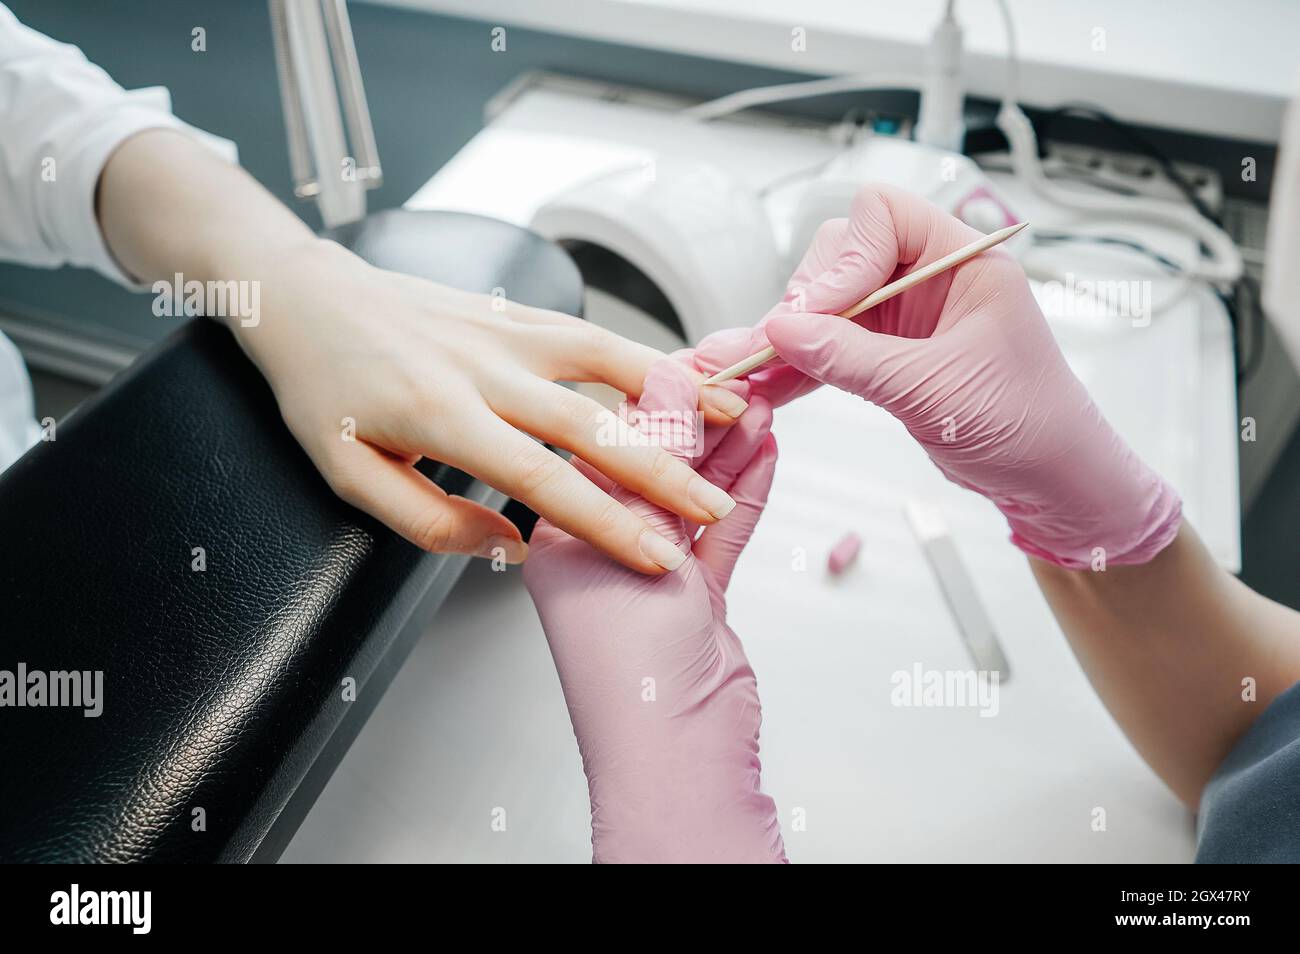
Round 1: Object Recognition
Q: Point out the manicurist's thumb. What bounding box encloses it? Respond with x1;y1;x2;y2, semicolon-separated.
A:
763;313;927;403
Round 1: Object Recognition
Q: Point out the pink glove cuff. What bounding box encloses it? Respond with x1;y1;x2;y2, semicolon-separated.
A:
1003;471;1183;570
970;388;1185;571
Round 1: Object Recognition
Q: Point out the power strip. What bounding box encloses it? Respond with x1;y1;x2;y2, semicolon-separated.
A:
1042;142;1224;215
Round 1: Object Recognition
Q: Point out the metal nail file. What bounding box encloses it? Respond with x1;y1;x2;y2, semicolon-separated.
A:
905;500;1011;680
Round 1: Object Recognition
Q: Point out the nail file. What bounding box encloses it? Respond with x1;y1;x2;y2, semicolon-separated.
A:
904;501;1011;680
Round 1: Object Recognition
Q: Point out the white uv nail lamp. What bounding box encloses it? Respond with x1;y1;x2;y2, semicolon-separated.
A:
410;74;1020;348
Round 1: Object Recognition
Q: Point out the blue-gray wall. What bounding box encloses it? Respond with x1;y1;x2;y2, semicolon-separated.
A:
0;0;864;347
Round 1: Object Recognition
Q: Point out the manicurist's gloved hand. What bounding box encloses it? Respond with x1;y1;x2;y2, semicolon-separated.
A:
695;185;1181;569
523;359;787;863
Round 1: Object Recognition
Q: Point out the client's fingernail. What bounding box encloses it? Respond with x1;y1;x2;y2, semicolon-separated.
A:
702;386;748;419
479;535;528;564
638;529;686;571
688;476;736;519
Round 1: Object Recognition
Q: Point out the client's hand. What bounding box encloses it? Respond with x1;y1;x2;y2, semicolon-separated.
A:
97;130;750;576
522;359;786;863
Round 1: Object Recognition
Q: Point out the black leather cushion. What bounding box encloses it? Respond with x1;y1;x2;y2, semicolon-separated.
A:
0;210;582;862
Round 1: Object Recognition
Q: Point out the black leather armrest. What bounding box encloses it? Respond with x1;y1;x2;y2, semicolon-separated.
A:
0;210;582;863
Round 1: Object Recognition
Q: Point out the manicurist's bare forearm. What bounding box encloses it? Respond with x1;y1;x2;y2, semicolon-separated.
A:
96;128;318;289
1031;522;1300;809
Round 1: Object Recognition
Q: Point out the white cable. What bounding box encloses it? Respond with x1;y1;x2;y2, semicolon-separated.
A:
991;0;1019;104
681;73;921;122
989;0;1242;286
1023;255;1197;319
915;0;966;152
677;0;1242;288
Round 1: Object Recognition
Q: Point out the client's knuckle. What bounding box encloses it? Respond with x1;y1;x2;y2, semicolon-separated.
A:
404;504;456;552
647;448;678;483
586;496;626;541
324;461;365;506
555;392;596;435
510;447;565;498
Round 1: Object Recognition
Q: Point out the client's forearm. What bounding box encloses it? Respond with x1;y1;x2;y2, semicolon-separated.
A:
96;128;320;293
1031;522;1300;808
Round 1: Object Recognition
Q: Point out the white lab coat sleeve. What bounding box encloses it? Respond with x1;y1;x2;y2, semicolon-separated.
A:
0;3;238;287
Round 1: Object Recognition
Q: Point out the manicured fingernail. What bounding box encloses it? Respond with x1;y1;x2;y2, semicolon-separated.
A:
688;476;736;519
479;535;528;564
638;529;686;571
702;386;748;419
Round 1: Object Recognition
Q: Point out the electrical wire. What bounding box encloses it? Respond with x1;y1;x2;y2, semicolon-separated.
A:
1235;272;1268;383
987;1;1263;380
990;0;1242;287
1026;230;1198;318
681;74;922;123
1035;105;1266;382
676;1;1257;376
1039;104;1220;225
681;3;1242;284
1033;231;1182;273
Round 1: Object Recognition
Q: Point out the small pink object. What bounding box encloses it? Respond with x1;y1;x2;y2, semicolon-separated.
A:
828;532;862;575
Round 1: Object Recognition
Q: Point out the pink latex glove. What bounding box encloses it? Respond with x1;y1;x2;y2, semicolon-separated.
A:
696;185;1181;569
522;359;787;863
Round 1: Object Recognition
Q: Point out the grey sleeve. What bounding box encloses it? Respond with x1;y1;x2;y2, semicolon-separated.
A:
1196;680;1300;863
